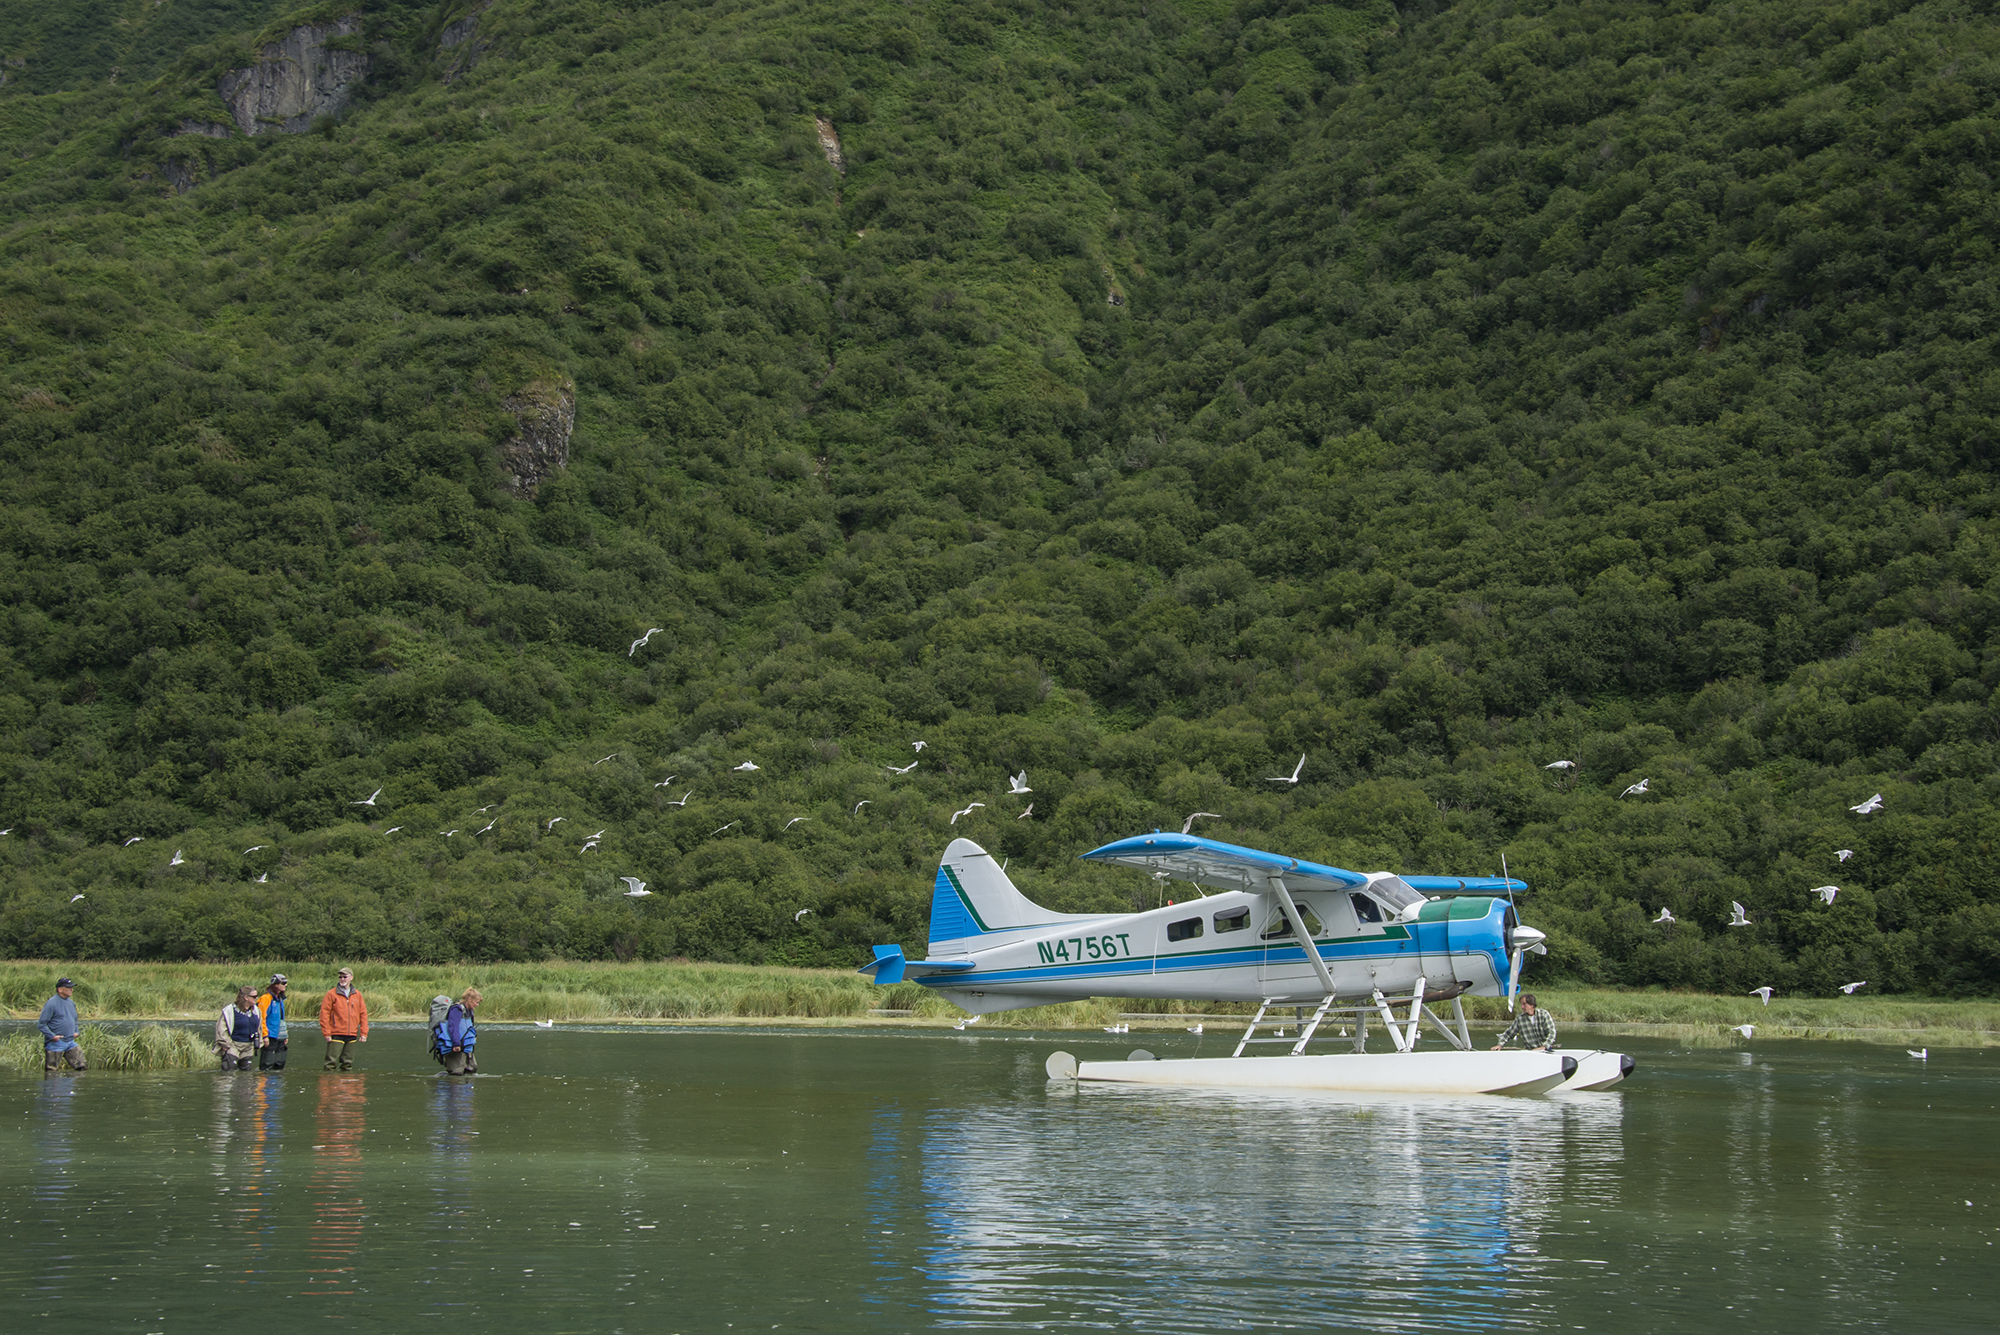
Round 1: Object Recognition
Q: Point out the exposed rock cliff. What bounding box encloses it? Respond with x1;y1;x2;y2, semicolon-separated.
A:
814;116;845;174
218;16;370;137
500;379;576;498
439;3;491;84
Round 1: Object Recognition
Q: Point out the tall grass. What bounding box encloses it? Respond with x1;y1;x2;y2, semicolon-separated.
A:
3;963;1995;1045
0;1023;208;1073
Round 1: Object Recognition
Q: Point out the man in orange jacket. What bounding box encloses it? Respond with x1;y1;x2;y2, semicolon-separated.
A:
319;967;370;1070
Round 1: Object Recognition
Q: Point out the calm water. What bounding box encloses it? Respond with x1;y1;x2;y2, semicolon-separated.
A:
0;1027;1993;1333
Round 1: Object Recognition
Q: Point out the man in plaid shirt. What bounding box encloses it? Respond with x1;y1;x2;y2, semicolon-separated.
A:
1492;993;1557;1051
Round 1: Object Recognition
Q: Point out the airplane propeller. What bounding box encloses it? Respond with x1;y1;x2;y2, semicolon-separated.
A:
1505;923;1548;1012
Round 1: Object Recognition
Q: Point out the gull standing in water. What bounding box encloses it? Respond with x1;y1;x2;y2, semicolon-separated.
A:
1908;1048;1928;1060
534;1019;555;1029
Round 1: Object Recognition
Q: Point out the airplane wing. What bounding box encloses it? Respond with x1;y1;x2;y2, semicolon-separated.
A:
1078;833;1369;892
1404;874;1526;896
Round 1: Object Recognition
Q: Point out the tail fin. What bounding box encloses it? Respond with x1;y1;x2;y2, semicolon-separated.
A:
926;838;1072;955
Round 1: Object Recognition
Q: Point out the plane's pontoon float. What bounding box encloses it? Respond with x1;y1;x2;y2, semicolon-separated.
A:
862;833;1633;1096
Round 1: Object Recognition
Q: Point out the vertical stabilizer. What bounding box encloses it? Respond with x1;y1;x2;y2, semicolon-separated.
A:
927;838;1086;955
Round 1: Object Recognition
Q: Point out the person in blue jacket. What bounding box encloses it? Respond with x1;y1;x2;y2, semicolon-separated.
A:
38;977;87;1073
434;987;481;1076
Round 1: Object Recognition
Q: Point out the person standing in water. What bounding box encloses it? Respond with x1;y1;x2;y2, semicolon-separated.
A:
434;988;481;1076
255;974;291;1071
319;967;370;1071
38;977;86;1073
216;986;266;1071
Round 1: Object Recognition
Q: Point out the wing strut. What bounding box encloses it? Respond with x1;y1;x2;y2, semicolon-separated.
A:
1269;876;1337;997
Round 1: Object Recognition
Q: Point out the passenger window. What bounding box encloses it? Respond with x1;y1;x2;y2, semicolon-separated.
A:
1350;893;1384;924
1166;917;1203;942
1213;908;1249;933
1260;905;1324;939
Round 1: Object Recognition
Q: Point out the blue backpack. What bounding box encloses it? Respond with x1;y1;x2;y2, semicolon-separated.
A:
429;996;476;1059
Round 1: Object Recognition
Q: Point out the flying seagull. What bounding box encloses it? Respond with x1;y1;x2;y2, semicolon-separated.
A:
853;800;871;815
472;805;496;814
1181;812;1221;835
169;849;185;866
711;821;739;836
69;894;85;903
1750;986;1774;1006
1265;754;1306;785
123;836;143;846
887;760;919;776
1850;793;1884;815
653;776;679;788
620;877;650;897
245;845;268;854
441;829;459;838
384;826;403;835
1730;1024;1755;1039
793;908;811;922
1016;803;1033;820
950;802;986;825
1809;885;1839;904
667;789;693;807
579;842;599;855
1543;760;1576;770
1652;906;1675;924
783;817;810;831
476;820;498;836
592;753;622;767
254;873;268;884
628;628;663;657
1839;981;1868;994
546;816;566;830
1620;778;1651;798
912;741;927;752
351;787;383;807
1729;901;1752;927
1835;849;1855;862
1007;770;1031;794
585;829;608;841
0;829;10;836
733;761;760;772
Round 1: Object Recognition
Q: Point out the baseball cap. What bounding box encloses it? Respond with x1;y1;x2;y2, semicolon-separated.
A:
55;977;75;989
270;973;289;985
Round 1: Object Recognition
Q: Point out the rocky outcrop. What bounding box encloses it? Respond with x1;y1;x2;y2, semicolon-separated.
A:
439;4;491;84
815;116;846;173
500;378;576;498
218;16;370;137
173;119;233;139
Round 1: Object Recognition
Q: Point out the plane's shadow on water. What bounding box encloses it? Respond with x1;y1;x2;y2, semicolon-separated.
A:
883;1081;1623;1332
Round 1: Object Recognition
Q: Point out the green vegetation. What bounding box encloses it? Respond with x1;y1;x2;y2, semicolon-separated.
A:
0;1022;209;1072
0;0;1996;995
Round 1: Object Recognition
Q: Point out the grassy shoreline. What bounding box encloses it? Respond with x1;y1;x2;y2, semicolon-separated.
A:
4;962;1995;1047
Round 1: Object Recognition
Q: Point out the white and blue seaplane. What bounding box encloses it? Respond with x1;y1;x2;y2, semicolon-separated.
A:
861;832;1633;1096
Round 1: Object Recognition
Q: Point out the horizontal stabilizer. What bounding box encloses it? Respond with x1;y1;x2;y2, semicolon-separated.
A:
857;945;977;987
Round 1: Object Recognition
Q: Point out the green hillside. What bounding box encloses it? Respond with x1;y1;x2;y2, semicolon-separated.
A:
0;0;1996;995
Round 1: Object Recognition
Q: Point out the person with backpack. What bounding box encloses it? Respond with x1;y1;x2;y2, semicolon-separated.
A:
215;985;266;1071
319;967;369;1071
255;974;291;1071
431;988;481;1075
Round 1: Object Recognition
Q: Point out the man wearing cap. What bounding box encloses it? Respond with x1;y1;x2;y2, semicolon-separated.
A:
255;974;291;1071
37;977;87;1072
319;967;369;1071
1491;993;1557;1052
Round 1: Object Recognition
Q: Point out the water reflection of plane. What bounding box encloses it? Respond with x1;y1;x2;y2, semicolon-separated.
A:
306;1077;367;1299
29;1077;79;1300
880;1088;1623;1331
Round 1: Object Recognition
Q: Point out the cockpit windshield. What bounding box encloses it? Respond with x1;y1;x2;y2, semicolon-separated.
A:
1367;875;1425;913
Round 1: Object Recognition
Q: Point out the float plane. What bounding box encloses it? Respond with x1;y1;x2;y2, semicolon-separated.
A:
861;833;1632;1095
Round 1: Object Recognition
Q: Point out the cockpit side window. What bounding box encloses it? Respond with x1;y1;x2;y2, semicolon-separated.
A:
1213;908;1250;933
1349;892;1384;924
1367;875;1425;913
1166;916;1203;942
